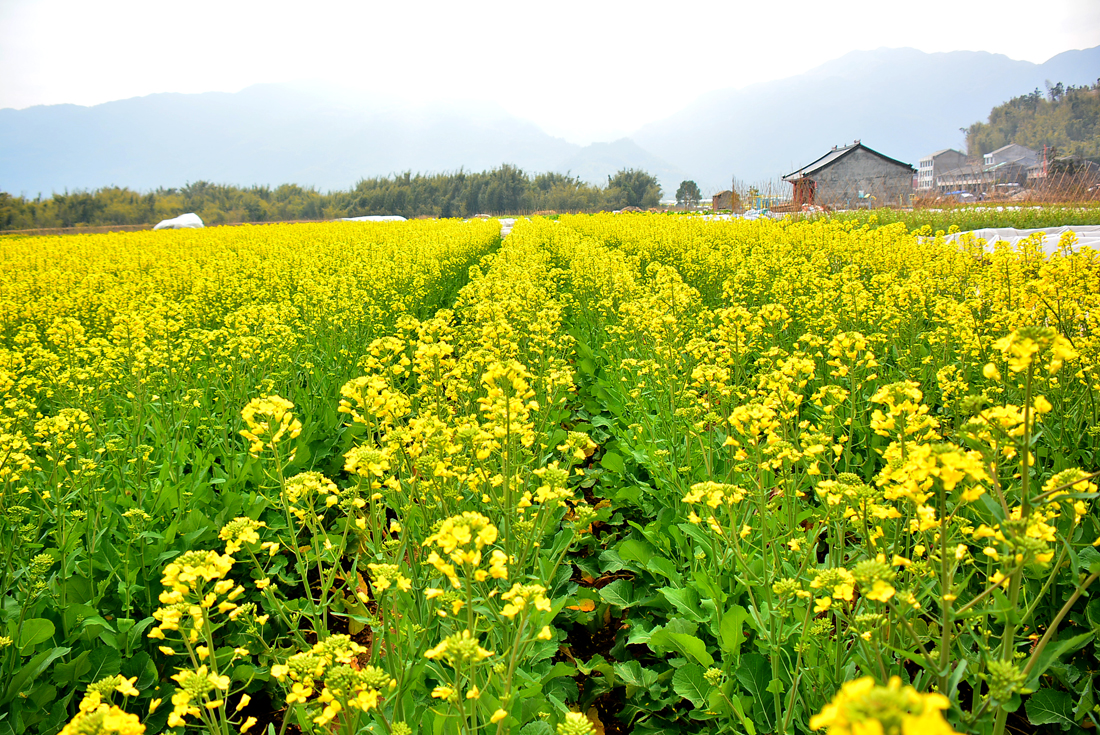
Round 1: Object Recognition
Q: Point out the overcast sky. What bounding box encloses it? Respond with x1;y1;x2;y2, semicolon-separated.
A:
2;0;1098;144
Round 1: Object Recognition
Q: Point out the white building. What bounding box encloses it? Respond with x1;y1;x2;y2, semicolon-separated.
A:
917;149;968;191
983;144;1038;168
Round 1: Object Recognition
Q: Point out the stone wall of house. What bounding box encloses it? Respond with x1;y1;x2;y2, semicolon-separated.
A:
813;148;914;208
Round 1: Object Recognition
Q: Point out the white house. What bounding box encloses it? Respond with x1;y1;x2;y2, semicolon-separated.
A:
917;149;968;191
983;144;1038;168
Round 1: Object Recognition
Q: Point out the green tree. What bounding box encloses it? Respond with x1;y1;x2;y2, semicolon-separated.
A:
675;180;702;208
0;164;673;230
608;169;661;209
965;80;1100;161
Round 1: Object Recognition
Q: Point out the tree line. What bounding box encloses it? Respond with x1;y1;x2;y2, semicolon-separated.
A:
0;166;662;231
965;78;1100;162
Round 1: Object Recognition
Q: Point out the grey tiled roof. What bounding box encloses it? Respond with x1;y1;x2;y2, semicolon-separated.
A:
784;143;916;180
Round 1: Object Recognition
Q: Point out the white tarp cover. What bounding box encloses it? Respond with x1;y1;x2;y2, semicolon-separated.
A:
702;210;781;221
942;225;1100;255
153;213;204;230
337;215;407;222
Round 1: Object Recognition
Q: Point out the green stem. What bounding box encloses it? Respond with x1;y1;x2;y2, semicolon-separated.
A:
1022;570;1100;680
781;601;816;733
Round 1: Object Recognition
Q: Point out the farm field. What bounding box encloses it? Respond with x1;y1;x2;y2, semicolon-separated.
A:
2;212;1099;735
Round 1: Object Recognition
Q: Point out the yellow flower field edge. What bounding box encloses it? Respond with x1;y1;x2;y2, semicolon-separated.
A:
0;219;510;734
537;213;1100;734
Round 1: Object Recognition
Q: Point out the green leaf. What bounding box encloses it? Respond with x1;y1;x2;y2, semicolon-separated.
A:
660;631;714;667
647;556;681;584
599;580;636;608
678;522;712;548
81;615;116;633
18;619;54;652
126;617;156;648
1074;676;1095;720
600;452;625;474
1086;597;1100;632
948;660;968;700
618;538;654;567
719;605;749;658
1078;546;1100;575
1025;631;1094;689
626;620;655;646
615;660;658;691
5;646;71;701
1025;688;1075;728
577;654;613;678
659;587;706;622
85;645;122;684
673;663;709;708
121;652;157;690
727;689;757;735
736;653;772;720
540;662;576;684
52;651;91;686
664;617;700;637
599;549;626;574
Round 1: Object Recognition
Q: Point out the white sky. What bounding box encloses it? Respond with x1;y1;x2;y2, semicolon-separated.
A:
2;0;1098;145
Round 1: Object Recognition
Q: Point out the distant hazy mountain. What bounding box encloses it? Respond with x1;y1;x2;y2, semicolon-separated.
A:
632;46;1100;192
558;138;687;193
0;83;577;195
3;46;1098;198
0;81;686;197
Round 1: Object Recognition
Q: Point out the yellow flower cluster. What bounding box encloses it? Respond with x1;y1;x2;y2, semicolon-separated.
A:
424;629;495;663
423;512;502;586
239;395;301;457
682;481;746;532
869;381;939;446
271;635;392;727
281;470;343;521
166;666;231;728
218;517;266;554
149;550;254;650
59;701;145;735
366;562;412;593
157;549;234;600
810;676;958;735
500;583;552;619
879;443;990;508
992;326;1078;375
338;374;412;431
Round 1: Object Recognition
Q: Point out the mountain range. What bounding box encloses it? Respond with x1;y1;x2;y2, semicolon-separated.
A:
2;46;1098;198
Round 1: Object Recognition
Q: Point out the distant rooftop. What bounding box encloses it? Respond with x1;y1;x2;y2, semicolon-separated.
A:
922;148;965;159
784;141;915;181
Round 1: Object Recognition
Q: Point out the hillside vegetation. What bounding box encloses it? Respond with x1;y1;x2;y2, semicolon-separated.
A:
966;79;1100;162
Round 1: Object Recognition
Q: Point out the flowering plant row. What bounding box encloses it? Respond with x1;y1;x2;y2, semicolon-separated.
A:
538;214;1100;734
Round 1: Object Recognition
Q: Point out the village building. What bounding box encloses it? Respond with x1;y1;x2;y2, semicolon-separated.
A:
917;149;967;191
711;190;739;211
935;143;1039;194
783;141;915;209
983;143;1039;169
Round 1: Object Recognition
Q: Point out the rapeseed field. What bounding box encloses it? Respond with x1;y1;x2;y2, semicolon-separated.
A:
2;214;1098;735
